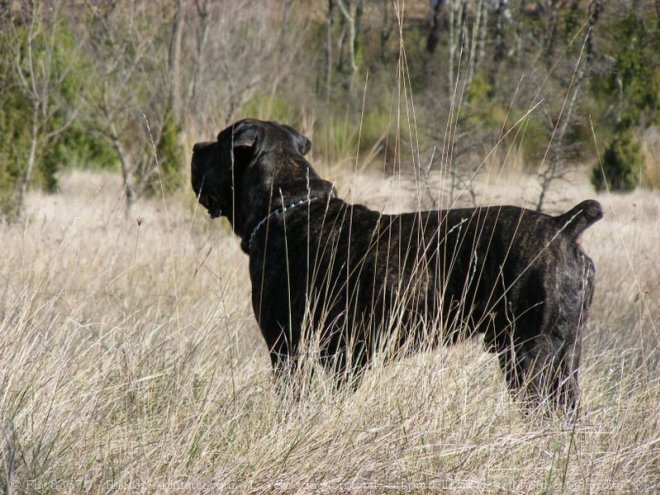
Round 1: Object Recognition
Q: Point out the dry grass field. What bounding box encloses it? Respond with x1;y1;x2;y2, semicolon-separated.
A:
1;166;658;494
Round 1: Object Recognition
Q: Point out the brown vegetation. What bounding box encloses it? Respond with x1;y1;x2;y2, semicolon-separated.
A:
0;169;657;493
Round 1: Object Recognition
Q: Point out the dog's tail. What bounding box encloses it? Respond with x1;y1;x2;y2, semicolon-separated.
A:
555;199;603;240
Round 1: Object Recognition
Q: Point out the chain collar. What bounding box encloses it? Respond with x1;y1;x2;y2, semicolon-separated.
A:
248;197;319;251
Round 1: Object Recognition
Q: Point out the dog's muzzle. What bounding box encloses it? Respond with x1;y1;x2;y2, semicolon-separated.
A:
198;193;222;218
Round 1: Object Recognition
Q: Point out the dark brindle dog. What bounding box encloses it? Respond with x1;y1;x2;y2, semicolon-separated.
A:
191;118;602;413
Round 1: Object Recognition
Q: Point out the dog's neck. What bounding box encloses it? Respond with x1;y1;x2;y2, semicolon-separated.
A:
245;196;321;253
233;154;336;253
238;177;336;254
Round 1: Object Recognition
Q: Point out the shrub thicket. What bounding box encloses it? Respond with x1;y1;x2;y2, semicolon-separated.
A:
592;128;645;192
0;92;27;220
0;13;115;218
148;108;184;195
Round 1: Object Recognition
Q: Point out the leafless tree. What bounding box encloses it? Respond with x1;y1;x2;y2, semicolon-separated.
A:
184;0;308;128
76;1;167;216
327;0;364;97
76;0;304;216
428;0;490;206
185;0;211;106
168;0;184;122
447;0;466;95
535;1;602;211
379;0;396;60
326;0;336;101
4;0;76;216
488;0;509;97
427;0;447;54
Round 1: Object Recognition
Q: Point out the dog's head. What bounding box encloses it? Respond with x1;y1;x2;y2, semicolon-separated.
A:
191;119;313;222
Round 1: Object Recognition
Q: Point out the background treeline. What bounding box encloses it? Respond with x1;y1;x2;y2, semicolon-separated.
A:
1;0;658;219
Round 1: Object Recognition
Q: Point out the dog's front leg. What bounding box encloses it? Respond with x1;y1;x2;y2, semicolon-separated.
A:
266;330;300;377
267;332;316;401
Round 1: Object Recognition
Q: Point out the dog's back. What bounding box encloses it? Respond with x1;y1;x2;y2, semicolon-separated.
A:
256;197;600;411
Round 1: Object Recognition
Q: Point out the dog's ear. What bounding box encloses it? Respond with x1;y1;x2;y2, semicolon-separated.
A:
227;121;264;154
295;133;312;156
282;124;312;156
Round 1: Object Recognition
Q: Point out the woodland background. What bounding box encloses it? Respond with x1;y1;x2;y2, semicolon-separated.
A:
1;0;658;219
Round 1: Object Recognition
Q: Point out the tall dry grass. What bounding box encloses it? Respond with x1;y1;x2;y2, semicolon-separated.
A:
0;166;657;494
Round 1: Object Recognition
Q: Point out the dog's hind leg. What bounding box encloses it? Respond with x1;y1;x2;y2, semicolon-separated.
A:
320;338;370;391
487;303;574;415
527;253;594;416
495;267;592;417
518;334;581;416
494;329;580;417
